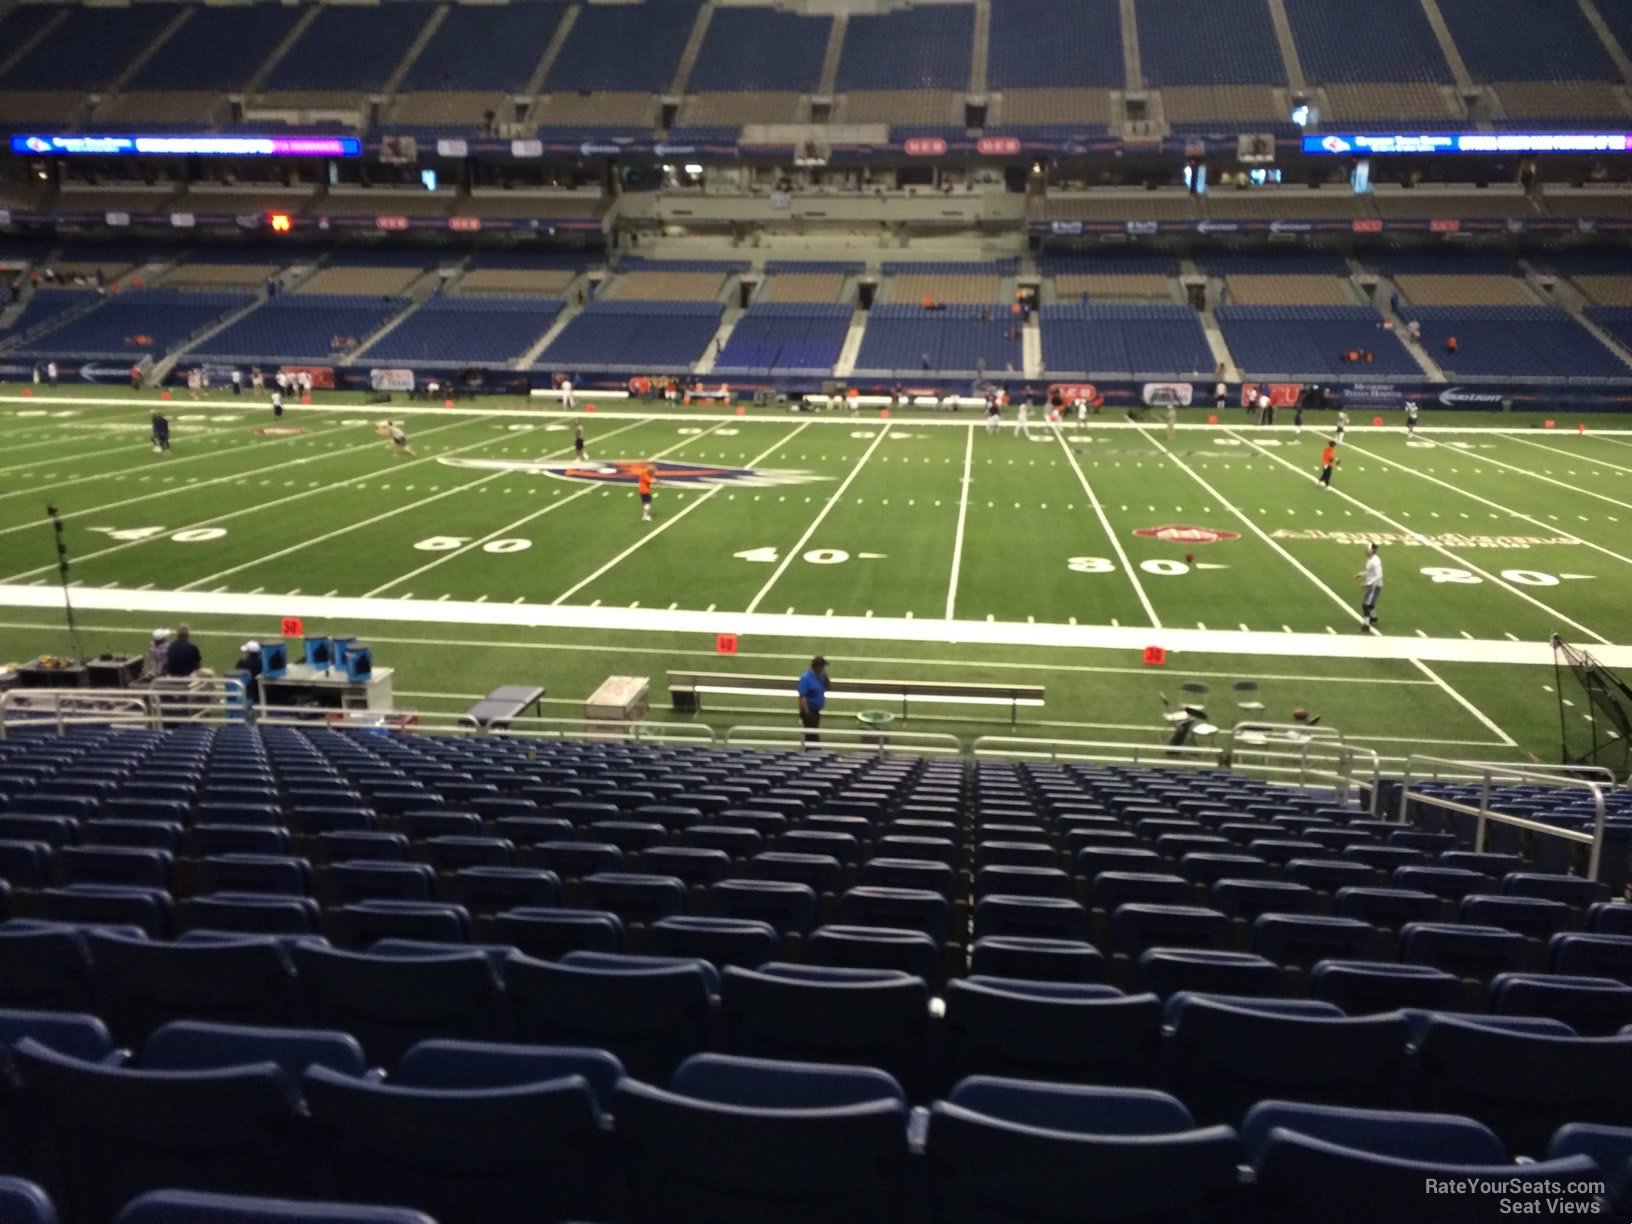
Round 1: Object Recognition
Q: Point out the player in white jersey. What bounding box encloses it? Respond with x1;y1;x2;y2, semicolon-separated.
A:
1015;400;1032;440
1405;401;1420;436
378;420;414;456
1356;542;1383;631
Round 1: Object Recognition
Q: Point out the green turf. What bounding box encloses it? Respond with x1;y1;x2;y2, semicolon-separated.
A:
2;384;1629;767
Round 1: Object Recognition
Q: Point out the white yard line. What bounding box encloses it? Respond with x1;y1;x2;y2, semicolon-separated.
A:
0;417;505;583
362;418;659;598
1349;439;1632;528
10;394;1632;435
745;424;892;614
1140;428;1363;627
5;586;1625;667
550;422;807;606
1344;440;1632;574
0;416;472;540
1410;658;1517;747
1508;435;1632;478
1057;428;1161;628
944;424;975;621
1229;430;1613;646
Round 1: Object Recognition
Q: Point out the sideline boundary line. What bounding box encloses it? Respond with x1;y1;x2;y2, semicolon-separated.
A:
7;395;1632;435
0;617;1447;685
1410;658;1517;747
2;584;1624;667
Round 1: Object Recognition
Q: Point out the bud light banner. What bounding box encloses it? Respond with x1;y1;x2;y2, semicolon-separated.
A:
370;368;416;393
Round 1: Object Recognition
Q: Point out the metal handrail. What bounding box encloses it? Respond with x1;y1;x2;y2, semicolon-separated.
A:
971;736;1222;767
725;724;963;756
1401;754;1609;881
252;706;720;745
0;680;247;735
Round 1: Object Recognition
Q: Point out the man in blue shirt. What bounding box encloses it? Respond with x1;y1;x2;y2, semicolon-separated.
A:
797;655;829;744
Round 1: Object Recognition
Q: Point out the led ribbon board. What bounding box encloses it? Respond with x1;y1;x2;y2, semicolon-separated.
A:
9;135;361;157
1304;132;1632;156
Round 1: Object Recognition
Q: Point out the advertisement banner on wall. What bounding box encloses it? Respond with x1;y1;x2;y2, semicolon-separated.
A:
279;365;336;390
369;368;415;392
1241;382;1304;408
1338;382;1409;406
1142;382;1195;406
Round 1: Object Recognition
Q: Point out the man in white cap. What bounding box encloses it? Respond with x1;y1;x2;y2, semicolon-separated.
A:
234;640;263;704
145;629;170;679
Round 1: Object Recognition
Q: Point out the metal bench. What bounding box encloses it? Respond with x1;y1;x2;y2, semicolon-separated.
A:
667;671;1043;726
461;685;546;730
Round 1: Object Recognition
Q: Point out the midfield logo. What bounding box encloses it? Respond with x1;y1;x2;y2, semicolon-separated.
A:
437;458;830;488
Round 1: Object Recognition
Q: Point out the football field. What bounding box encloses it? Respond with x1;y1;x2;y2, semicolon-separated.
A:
2;386;1630;766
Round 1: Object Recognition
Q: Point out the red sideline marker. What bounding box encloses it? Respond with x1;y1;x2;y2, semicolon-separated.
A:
1371;416;1383;426
735;405;746;416
1142;645;1167;666
1545;419;1556;429
585;403;596;413
1207;414;1218;425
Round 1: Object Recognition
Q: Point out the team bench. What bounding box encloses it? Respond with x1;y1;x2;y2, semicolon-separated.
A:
667;671;1044;725
460;685;547;730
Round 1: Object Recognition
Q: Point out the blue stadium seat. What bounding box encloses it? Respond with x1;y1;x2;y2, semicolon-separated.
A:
1136;948;1284;998
116;1190;435;1224
505;951;713;1082
340;900;472;949
0;1178;55;1224
15;1039;310;1224
711;879;820;934
492;907;623;959
0;922;100;1011
1489;973;1632;1036
394;1038;624;1112
327;861;437;905
0;1008;114;1063
613;1068;912;1224
969;935;1107;983
1460;893;1572;940
303;1060;604;1224
184;893;322;937
141;1020;368;1080
87;929;301;1044
720;964;932;1100
576;872;688;926
451;866;560;914
1166;994;1409;1125
942;977;1159;1088
1254;914;1381;969
55;845;172;890
292;944;505;1064
807;925;943;984
1255;1129;1595;1223
925;1076;1244;1224
1412;1015;1632;1153
1399;923;1529;981
1547;1124;1632;1219
1552;933;1632;985
1504;873;1611;907
199;856;311;898
38;884;171;938
1309;959;1464;1013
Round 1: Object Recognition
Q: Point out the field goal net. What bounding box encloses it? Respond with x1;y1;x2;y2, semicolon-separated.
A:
1552;635;1632;781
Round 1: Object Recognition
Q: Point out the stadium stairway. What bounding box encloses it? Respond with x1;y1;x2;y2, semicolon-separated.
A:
239;5;323;100
1263;0;1307;93
1368;267;1449;382
0;7;67;80
515;298;586;370
1580;0;1632;79
1119;0;1143;91
833;316;868;378
1416;0;1478;94
668;2;716;98
969;0;991;96
1022;324;1042;379
521;6;579;105
105;5;192;97
694;307;741;376
379;5;449;100
1539;274;1632;370
816;12;848;99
